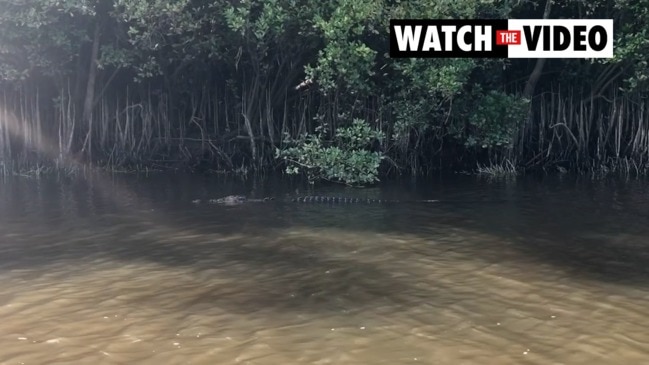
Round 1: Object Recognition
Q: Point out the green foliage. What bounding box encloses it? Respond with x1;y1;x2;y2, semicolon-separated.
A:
3;0;649;176
389;59;476;142
305;0;382;95
378;0;507;155
0;0;93;82
104;0;320;81
276;119;385;185
111;0;203;80
607;0;649;91
223;0;289;41
452;90;529;149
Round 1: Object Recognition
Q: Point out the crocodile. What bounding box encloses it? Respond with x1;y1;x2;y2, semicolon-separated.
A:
192;195;439;206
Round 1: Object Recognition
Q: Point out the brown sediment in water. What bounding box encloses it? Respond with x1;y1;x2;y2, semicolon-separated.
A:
1;175;648;364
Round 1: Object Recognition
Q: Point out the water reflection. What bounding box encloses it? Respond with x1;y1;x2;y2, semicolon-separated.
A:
0;173;648;364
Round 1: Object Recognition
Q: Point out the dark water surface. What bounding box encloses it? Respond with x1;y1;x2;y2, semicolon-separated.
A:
1;173;648;364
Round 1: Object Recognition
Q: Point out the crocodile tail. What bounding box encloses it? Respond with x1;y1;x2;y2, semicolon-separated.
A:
313;197;335;203
292;196;399;203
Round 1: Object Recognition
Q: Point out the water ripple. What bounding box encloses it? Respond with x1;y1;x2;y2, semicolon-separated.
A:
0;175;648;364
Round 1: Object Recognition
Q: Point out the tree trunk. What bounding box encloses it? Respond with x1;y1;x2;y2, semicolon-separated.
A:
81;20;101;160
523;0;553;99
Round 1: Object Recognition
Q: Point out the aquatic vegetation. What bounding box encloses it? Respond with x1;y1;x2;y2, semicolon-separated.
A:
476;159;519;178
1;0;649;181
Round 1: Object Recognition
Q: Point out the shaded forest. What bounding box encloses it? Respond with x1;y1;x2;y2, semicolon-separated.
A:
1;0;649;184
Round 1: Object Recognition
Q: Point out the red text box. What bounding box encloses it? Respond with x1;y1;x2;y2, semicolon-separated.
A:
496;30;521;45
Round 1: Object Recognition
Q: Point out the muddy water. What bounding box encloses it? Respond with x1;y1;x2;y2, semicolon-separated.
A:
0;173;648;364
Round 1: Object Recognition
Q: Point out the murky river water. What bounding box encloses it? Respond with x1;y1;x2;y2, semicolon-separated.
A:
0;173;648;364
